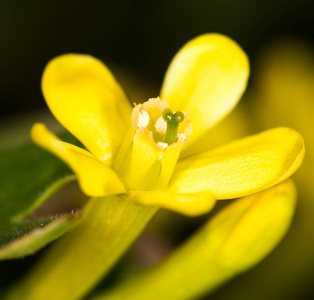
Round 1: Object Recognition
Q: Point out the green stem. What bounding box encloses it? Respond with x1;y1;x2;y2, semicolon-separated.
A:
5;194;157;300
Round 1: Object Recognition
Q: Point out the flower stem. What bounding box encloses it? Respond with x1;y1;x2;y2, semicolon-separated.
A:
5;194;157;300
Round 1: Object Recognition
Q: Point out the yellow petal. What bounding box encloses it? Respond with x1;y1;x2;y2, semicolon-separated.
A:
160;33;249;144
157;142;183;189
42;54;132;166
169;127;304;199
31;123;126;197
113;130;182;190
130;190;215;216
113;129;161;190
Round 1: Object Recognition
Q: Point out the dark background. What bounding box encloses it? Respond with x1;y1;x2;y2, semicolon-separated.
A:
1;0;313;118
1;1;314;299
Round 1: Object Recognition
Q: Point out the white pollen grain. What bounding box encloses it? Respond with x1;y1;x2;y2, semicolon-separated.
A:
137;110;150;128
155;116;167;135
177;133;187;142
156;142;168;149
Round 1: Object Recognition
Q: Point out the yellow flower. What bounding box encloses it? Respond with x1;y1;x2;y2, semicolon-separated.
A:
31;34;304;216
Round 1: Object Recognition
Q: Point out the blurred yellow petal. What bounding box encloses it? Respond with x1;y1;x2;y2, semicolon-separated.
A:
160;33;249;144
169;127;304;199
31;123;126;197
130;190;215;216
218;179;296;271
42;54;132;166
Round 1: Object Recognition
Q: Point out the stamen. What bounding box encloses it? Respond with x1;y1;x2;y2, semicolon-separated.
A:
162;109;185;145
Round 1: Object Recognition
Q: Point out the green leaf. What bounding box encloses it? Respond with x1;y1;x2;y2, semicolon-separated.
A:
0;211;82;260
0;131;84;260
0;132;80;224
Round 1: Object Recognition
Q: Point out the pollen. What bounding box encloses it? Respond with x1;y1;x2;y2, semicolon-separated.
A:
137;110;150;128
156;142;169;149
155;116;167;135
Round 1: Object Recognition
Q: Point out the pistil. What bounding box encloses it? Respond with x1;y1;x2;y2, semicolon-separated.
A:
162;109;185;145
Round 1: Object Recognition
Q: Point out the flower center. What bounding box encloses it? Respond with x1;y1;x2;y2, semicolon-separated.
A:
114;97;192;190
132;97;192;149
